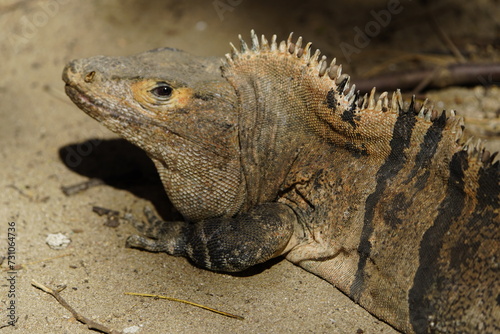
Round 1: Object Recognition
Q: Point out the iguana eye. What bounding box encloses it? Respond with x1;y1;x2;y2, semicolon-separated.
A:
151;83;173;98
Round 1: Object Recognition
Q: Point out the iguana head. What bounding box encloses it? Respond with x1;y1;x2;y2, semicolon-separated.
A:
63;47;245;221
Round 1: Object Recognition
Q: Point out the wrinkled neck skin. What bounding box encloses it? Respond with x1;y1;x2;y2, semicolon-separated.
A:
222;63;319;210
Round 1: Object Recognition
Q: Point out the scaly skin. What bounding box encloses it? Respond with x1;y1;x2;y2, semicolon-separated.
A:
63;31;499;333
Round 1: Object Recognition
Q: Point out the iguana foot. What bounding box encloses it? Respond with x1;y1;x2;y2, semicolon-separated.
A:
126;203;297;272
125;206;182;239
124;206;186;253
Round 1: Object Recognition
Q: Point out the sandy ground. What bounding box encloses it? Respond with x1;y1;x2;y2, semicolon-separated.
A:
0;1;498;333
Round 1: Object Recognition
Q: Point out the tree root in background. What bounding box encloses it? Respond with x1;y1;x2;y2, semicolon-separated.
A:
355;62;500;95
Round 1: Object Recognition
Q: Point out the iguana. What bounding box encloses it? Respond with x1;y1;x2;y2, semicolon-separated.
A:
63;31;499;334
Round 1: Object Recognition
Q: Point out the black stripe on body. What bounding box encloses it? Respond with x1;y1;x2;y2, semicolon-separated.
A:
326;89;338;110
350;101;417;300
382;192;412;229
382;112;448;229
456;161;500;272
344;142;368;158
449;161;500;331
408;150;468;333
445;161;499;310
325;88;358;128
467;161;500;227
405;111;447;185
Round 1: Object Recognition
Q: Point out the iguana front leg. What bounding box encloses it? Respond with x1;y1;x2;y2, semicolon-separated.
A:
126;203;297;272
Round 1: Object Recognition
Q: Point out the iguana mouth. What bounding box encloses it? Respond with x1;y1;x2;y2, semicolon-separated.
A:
64;84;108;120
62;61;114;120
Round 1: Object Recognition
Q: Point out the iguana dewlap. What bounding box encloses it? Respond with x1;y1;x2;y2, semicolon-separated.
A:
63;31;499;334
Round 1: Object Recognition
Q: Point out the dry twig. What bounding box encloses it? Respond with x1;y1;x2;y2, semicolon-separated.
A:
31;280;122;334
125;292;244;320
61;178;104;196
355;62;500;94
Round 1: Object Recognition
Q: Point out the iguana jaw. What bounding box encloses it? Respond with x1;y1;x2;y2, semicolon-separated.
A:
63;59;149;132
64;80;110;122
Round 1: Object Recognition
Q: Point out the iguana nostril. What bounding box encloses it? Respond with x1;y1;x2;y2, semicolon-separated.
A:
84;71;96;83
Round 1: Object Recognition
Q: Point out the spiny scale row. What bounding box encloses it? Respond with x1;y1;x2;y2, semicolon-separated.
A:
356;88;403;114
356;89;454;125
226;30;350;88
463;137;497;165
227;30;347;81
227;31;460;124
227;31;410;115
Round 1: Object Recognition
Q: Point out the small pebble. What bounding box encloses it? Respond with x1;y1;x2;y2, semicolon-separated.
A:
195;21;207;31
46;233;71;250
123;325;141;333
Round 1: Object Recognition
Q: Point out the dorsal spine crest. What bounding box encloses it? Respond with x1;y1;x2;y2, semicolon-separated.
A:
223;30;485;160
